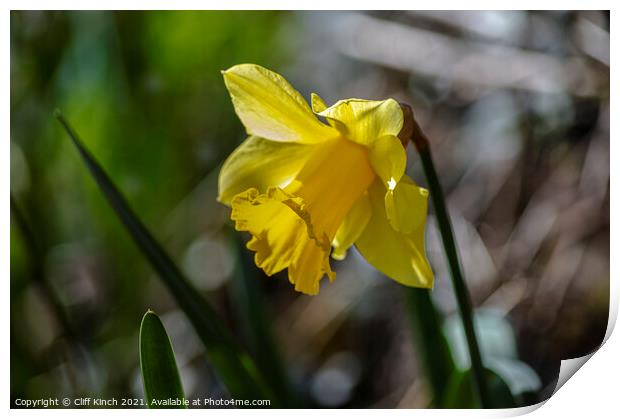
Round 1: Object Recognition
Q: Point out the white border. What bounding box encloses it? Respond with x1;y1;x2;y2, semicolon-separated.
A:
5;4;616;418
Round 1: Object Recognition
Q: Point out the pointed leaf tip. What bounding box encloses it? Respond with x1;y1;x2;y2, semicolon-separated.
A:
139;311;186;408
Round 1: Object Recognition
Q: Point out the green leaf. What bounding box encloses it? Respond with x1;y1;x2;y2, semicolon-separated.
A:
442;308;541;406
441;368;516;409
443;309;541;396
55;111;274;403
443;308;518;367
485;358;541;397
139;310;186;408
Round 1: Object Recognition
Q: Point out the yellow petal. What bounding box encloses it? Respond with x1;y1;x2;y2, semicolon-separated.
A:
230;187;334;295
222;64;338;144
289;236;335;295
384;176;429;234
316;98;403;146
355;178;433;288
368;134;407;188
311;93;328;113
331;192;372;260
217;136;312;205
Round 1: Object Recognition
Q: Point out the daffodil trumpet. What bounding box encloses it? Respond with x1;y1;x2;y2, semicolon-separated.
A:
218;64;433;295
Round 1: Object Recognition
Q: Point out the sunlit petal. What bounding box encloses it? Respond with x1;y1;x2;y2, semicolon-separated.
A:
223;64;338;144
310;92;328;113
316;98;403;146
217;136;313;205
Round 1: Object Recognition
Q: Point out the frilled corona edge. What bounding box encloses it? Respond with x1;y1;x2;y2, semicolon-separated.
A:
231;187;333;295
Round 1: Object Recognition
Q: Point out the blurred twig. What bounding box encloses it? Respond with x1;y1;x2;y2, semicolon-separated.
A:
332;13;605;97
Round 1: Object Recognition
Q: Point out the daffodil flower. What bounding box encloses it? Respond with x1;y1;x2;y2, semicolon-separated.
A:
218;64;433;295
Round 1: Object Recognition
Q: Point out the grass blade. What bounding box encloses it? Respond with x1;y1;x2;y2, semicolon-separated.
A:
139;310;186;408
55;111;274;402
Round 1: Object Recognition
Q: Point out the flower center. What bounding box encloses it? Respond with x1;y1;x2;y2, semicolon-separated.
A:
285;137;376;239
230;136;376;294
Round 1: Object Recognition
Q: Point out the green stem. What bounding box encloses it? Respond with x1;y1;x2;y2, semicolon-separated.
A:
408;111;490;408
406;288;455;407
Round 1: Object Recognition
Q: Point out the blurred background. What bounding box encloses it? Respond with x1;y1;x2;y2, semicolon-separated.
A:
11;11;609;408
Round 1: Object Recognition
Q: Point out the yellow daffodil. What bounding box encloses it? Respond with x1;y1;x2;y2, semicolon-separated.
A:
218;64;433;295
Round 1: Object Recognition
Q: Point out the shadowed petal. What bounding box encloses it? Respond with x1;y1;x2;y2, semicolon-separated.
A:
356;178;433;288
331;192;372;260
384;176;429;234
